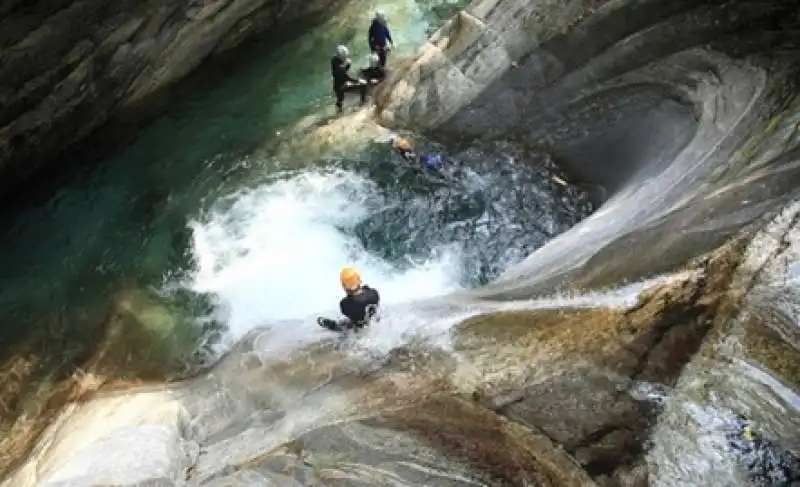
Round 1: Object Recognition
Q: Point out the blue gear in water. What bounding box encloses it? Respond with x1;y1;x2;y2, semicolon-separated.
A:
422;153;443;171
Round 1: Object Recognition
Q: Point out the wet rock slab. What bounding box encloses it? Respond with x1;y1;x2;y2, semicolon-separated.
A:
644;201;800;486
0;289;199;481
195;397;597;486
448;237;748;485
0;232;767;487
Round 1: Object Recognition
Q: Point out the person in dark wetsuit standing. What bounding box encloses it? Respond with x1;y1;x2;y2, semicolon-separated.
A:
331;45;367;113
368;12;394;68
338;267;380;329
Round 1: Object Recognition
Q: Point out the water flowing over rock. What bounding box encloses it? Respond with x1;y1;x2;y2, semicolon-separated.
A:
377;0;800;482
2;0;800;485
649;202;800;486
0;0;342;197
3;231;792;486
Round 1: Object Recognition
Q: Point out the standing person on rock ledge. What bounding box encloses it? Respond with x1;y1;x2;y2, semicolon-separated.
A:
331;45;367;113
368;12;394;68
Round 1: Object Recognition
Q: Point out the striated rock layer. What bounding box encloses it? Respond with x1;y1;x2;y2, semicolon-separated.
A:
0;0;342;197
2;0;800;485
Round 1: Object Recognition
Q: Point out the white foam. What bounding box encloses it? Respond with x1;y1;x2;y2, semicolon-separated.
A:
188;168;464;347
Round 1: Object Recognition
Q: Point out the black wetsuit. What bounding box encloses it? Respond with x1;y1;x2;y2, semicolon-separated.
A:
339;285;380;328
330;56;366;111
360;66;386;84
368;20;393;67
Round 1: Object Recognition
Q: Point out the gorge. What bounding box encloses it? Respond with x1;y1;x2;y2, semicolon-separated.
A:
1;0;799;486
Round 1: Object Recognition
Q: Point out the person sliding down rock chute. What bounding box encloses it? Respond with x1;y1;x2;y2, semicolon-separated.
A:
317;267;380;332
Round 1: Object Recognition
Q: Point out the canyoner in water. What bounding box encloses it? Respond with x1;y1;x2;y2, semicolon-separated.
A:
317;267;381;332
389;135;462;186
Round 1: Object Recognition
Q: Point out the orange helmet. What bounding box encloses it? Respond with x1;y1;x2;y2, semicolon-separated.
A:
393;137;412;152
339;267;362;291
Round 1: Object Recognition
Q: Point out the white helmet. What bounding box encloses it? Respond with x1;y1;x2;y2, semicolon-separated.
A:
368;53;380;67
335;45;349;58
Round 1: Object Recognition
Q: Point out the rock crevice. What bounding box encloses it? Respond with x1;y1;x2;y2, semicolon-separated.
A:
451;233;753;485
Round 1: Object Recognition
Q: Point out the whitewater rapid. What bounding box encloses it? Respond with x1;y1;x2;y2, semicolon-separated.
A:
183;164;690;363
0;164;703;487
187;168;466;349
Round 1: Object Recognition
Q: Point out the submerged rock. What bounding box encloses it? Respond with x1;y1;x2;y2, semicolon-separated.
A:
0;0;342;197
3;391;194;487
0;288;199;480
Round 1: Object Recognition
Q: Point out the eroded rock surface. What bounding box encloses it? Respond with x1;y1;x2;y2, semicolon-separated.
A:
448;235;750;485
0;288;201;480
3;0;800;485
375;0;599;129
0;0;342;196
647;201;800;486
375;0;800;297
1;222;788;486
